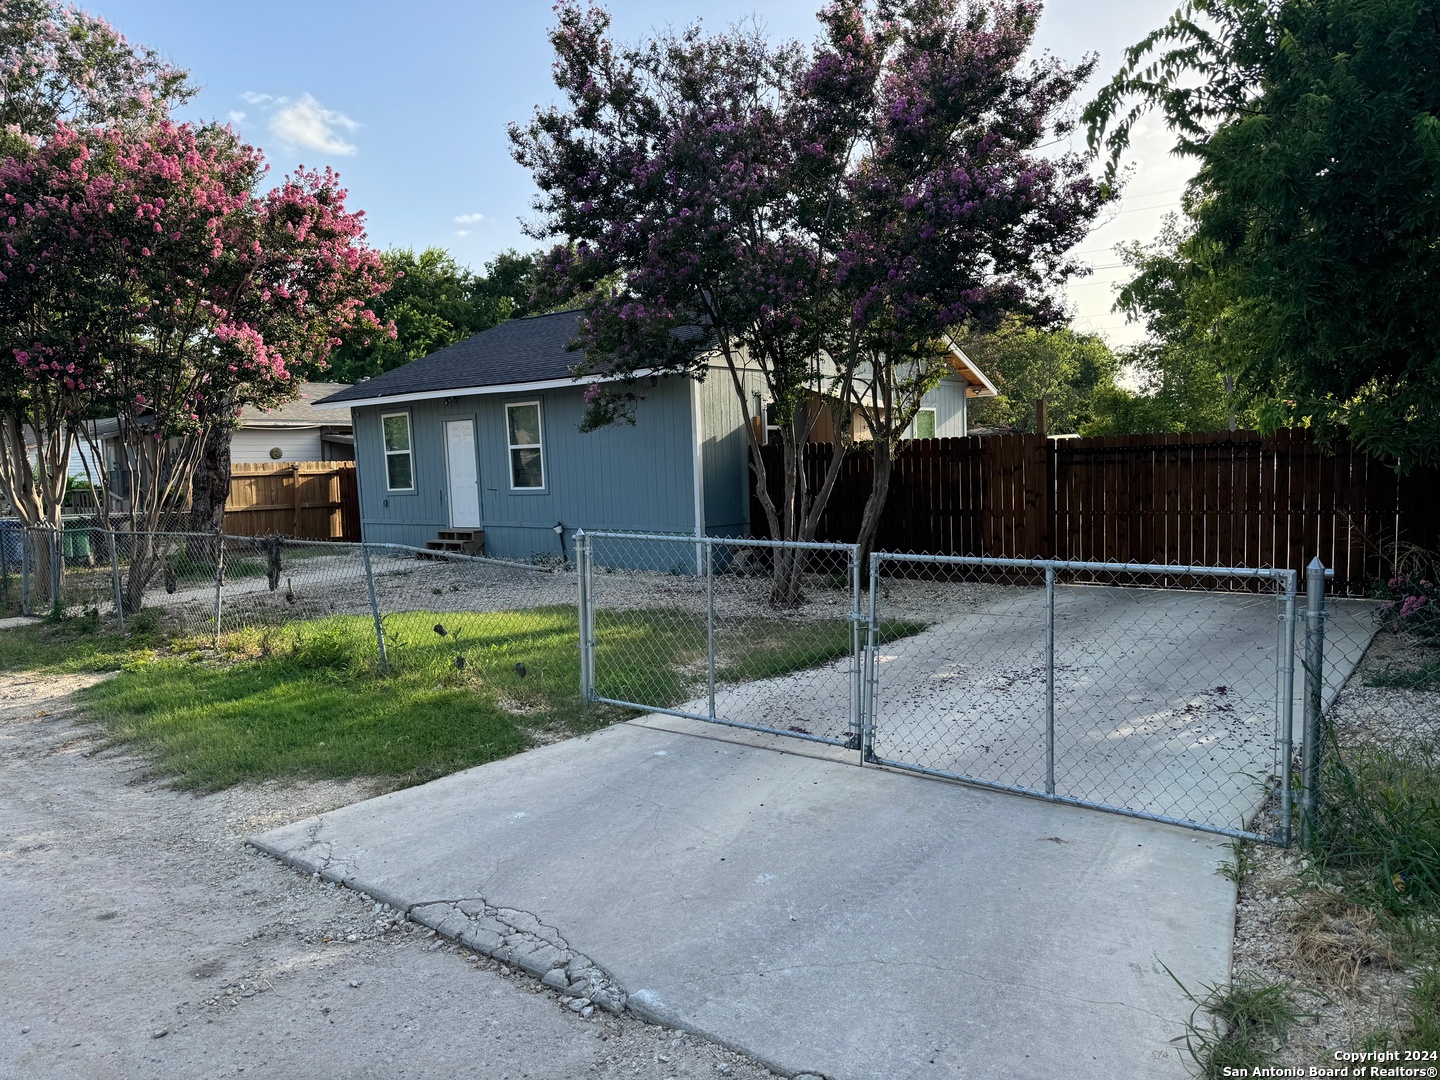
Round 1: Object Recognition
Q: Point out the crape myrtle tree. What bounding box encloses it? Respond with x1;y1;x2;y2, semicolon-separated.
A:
0;121;387;609
511;5;851;603
512;0;1105;599
815;0;1105;564
0;0;194;541
1085;0;1440;468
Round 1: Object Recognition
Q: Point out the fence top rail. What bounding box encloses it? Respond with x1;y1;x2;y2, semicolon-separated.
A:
583;529;857;554
872;551;1298;582
364;541;566;575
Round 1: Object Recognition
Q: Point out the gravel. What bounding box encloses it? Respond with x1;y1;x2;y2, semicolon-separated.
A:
0;669;782;1080
1227;628;1439;1065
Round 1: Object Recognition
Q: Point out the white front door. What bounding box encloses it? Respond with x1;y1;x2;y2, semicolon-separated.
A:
444;419;482;528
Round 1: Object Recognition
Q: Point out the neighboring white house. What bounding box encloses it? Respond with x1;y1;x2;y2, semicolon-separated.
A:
83;382;355;509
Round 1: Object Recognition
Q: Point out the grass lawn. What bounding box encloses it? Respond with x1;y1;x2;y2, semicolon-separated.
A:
0;605;916;792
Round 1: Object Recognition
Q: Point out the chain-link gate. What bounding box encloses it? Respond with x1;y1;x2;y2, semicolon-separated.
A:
577;531;863;748
861;555;1302;843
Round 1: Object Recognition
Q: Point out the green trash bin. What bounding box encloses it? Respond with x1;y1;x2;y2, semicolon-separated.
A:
62;525;93;562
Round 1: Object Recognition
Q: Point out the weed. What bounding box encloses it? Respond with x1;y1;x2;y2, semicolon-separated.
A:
1216;839;1259;884
1313;736;1440;911
1286;892;1401;990
1368;656;1440;692
1167;966;1306;1079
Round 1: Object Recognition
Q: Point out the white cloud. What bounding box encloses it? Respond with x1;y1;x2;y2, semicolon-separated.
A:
227;110;246;124
453;213;485;225
270;94;359;156
238;91;360;157
454;229;470;238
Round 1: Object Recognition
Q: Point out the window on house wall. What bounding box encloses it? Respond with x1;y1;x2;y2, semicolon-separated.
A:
913;408;937;440
382;412;414;491
753;394;784;445
506;401;545;489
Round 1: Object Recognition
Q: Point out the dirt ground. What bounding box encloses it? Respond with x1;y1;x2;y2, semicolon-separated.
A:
1229;629;1440;1064
0;669;778;1080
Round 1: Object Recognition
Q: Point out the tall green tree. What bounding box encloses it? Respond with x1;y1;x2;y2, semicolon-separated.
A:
959;321;1121;434
325;248;541;384
1083;213;1256;435
1085;0;1440;467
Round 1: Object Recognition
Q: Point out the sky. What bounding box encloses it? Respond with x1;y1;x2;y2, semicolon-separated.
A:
86;0;1194;350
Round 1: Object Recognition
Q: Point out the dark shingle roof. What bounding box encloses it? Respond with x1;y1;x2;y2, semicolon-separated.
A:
315;310;584;406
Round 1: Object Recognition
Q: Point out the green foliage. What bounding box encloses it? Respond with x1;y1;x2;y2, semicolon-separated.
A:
958;321;1121;434
1314;736;1440;912
1167;968;1306;1079
325;247;545;383
1086;0;1440;468
1083;214;1258;435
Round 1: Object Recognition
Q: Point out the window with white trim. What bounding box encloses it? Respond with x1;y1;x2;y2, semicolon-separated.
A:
913;407;937;440
506;401;545;489
381;412;414;491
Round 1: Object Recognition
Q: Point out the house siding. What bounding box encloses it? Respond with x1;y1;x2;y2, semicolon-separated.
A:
923;378;968;437
354;375;698;559
696;363;764;537
231;427;323;464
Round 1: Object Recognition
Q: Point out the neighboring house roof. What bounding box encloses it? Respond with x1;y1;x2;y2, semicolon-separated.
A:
240;383;353;428
943;341;1000;398
83;382;354;441
314;310;585;410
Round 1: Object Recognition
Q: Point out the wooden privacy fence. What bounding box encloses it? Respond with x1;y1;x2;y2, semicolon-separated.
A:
750;431;1440;594
225;461;360;542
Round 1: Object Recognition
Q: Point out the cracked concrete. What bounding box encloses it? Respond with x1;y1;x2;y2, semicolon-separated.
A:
253;715;1239;1079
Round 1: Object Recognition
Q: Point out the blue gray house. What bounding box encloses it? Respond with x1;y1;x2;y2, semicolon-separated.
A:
314;310;996;559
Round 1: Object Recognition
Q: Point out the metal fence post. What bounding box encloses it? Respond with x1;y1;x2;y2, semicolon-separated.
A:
49;528;61;617
1300;557;1327;849
361;542;388;673
1044;563;1057;798
211;531;225;647
705;538;716;722
108;531;125;632
575;530;595;702
849;546;862;751
20;528;31;615
862;551;881;763
1276;569;1299;847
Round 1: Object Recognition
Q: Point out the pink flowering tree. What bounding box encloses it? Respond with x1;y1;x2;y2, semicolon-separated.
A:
512;1;1105;599
0;0;193;567
0;121;387;608
0;0;193;151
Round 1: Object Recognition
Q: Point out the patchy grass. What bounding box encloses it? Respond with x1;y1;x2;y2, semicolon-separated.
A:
1172;974;1307;1078
0;618;159;673
3;605;897;793
1303;732;1440;1053
1368;655;1440;692
1314;737;1440;910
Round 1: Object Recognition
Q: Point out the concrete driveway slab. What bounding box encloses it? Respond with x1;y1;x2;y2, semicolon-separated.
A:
254;721;1237;1080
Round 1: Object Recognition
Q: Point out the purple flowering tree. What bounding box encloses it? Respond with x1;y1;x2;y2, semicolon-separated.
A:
815;0;1104;563
512;1;1104;599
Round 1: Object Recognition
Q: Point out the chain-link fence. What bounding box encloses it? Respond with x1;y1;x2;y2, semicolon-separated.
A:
7;527;577;681
578;533;1390;846
579;531;863;747
7;520;1398;847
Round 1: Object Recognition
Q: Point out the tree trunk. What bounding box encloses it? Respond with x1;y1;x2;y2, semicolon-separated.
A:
855;437;894;583
188;425;232;564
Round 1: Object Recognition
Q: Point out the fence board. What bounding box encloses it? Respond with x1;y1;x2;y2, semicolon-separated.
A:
752;430;1440;594
225;461;360;541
